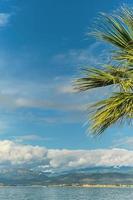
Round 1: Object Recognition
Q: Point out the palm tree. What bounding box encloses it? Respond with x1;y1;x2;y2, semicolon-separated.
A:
74;5;133;135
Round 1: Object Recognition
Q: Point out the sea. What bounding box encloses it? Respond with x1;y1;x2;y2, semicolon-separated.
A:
0;186;133;200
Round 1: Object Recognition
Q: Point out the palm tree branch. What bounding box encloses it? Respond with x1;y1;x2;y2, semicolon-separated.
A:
74;65;133;92
91;5;133;62
89;92;133;135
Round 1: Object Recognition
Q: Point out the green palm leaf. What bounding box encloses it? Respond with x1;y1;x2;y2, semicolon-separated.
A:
92;5;133;61
75;65;133;92
89;92;133;135
74;5;133;135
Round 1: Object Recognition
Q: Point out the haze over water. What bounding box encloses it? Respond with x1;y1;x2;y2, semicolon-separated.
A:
0;187;133;200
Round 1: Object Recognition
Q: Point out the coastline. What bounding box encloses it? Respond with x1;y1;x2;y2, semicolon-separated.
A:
0;184;133;188
47;184;133;188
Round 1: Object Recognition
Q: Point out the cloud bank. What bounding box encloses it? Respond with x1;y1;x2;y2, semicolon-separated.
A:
0;140;133;172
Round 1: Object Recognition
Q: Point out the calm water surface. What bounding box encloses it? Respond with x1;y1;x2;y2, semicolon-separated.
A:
0;186;133;200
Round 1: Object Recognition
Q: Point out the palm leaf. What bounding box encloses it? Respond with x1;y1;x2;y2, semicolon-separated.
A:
74;5;133;135
113;48;133;62
92;6;133;61
92;13;132;49
74;65;133;92
118;5;133;40
89;92;133;135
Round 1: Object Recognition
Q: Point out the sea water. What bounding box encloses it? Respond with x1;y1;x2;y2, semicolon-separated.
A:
0;186;133;200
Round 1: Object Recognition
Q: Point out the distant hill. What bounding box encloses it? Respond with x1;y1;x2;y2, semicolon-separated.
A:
0;166;133;186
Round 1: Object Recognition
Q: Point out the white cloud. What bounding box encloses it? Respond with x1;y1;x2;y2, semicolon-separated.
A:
13;134;51;143
52;42;110;67
112;136;133;149
58;85;76;94
47;148;133;170
0;77;111;110
0;13;11;27
0;70;114;129
0;79;88;125
0;140;47;165
0;140;133;171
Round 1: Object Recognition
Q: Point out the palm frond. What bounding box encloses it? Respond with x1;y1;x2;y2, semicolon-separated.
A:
74;65;133;92
92;13;132;49
118;5;133;40
113;48;133;62
89;92;133;135
92;5;133;59
74;5;133;135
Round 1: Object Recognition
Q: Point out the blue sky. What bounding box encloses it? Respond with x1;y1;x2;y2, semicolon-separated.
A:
0;0;132;154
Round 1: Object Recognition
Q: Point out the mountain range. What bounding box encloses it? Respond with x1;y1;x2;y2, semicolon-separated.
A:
0;166;133;186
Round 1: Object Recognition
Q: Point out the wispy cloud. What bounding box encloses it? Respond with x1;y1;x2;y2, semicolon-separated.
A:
52;42;110;67
0;40;113;128
13;134;51;143
0;73;113;127
112;136;133;150
0;13;11;27
57;84;76;94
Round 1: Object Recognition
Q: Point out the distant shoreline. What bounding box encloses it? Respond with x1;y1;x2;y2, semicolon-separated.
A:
0;184;133;188
47;184;133;188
